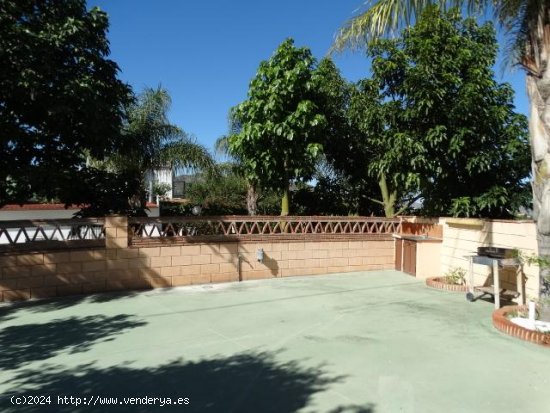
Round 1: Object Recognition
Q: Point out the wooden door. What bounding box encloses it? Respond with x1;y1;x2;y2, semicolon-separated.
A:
403;240;417;276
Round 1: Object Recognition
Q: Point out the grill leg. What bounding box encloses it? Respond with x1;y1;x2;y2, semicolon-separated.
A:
516;266;525;305
468;256;474;295
493;259;500;309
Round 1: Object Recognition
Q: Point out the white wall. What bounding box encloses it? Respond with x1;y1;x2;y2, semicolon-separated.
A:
145;167;173;202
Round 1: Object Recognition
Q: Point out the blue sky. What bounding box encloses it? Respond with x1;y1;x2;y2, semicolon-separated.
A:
92;0;529;156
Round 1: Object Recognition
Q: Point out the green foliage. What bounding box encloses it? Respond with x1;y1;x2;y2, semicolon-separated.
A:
185;172;248;216
159;201;195;217
117;87;215;176
293;163;382;216
70;168;146;217
152;183;172;198
313;61;385;216
161;166;280;216
345;7;530;218
514;250;550;270
228;39;329;215
444;267;466;286
333;0;544;75
256;189;282;215
0;0;132;206
513;250;550;300
83;87;216;216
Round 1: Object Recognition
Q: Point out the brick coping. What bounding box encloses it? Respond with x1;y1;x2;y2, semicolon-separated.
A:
425;277;469;292
0;202;157;211
493;305;550;347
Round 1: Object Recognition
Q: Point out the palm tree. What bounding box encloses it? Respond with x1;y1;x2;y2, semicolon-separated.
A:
214;109;260;215
334;1;549;296
214;135;259;216
117;87;215;204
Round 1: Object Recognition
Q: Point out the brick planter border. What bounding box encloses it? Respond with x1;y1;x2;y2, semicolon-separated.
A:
492;305;550;347
425;277;469;292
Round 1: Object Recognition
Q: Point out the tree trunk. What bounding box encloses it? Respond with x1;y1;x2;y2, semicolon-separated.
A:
527;70;550;298
281;159;290;216
378;174;397;218
538;233;550;296
279;181;290;233
281;185;290;216
246;182;258;216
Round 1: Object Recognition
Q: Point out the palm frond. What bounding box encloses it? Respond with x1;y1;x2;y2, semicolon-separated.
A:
161;135;216;174
214;135;231;156
215;107;243;158
331;0;492;51
227;106;242;135
499;0;549;75
499;0;530;70
332;0;433;51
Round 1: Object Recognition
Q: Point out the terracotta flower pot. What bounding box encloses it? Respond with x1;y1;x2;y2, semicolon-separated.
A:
426;276;469;292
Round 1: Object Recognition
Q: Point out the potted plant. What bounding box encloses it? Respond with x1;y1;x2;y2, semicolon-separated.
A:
426;267;469;292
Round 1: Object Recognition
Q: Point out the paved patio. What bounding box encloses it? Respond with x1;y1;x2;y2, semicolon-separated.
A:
0;270;548;412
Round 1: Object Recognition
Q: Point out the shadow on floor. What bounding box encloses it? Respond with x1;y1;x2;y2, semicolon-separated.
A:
0;291;139;322
0;314;147;370
2;352;375;413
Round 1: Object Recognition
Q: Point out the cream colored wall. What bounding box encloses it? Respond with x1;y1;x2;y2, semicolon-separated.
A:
415;242;442;280
439;218;539;299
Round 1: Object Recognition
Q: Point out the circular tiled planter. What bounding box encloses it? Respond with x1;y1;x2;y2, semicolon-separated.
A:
493;305;550;347
426;277;469;292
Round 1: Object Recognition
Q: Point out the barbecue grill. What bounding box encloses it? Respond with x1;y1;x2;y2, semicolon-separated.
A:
466;247;523;309
476;247;516;259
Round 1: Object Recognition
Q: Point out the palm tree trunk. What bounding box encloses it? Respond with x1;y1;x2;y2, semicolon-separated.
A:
527;72;550;297
246;182;258;216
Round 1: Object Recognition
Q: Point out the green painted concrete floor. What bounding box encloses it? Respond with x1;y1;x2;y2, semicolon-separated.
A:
0;270;549;413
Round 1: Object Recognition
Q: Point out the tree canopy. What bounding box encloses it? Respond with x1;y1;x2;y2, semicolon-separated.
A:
228;39;328;215
339;7;530;218
0;0;132;206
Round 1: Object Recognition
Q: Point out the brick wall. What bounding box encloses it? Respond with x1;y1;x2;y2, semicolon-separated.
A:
0;216;394;302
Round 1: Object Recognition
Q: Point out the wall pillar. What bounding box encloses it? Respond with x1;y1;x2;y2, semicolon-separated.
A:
105;215;128;250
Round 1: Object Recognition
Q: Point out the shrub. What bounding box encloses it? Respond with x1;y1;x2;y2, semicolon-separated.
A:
444;267;466;285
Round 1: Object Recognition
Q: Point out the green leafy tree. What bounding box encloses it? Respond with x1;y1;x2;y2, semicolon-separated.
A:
0;0;132;206
334;0;550;294
314;60;384;216
229;39;326;216
347;79;404;217
343;8;530;218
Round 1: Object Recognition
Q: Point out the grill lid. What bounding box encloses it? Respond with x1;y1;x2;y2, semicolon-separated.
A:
477;247;516;259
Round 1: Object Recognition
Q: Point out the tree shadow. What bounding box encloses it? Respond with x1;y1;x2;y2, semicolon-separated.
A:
0;314;146;370
0;291;139;322
328;407;376;413
2;352;375;413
